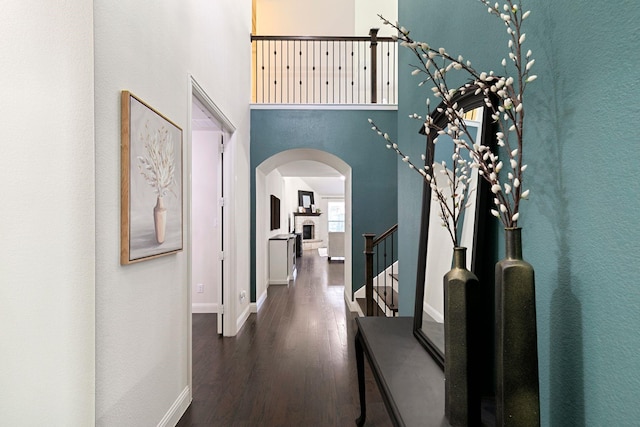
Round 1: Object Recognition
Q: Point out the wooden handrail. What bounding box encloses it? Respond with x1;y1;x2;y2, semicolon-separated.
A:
251;34;395;42
373;223;398;246
363;224;399;316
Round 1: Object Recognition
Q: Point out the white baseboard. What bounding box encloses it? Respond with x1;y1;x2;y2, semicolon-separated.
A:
251;288;268;313
424;303;444;323
192;303;218;313
344;291;360;313
236;304;251;334
157;385;191;427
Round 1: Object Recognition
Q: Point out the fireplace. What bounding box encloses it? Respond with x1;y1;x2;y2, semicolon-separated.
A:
294;214;323;250
303;224;314;240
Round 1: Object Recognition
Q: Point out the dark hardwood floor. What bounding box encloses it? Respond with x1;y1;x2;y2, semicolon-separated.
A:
177;250;392;427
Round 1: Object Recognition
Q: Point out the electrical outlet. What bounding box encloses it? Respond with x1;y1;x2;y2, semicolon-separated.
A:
197;283;204;293
240;290;246;301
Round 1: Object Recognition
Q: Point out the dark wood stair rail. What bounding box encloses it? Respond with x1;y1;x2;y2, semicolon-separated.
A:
363;224;398;316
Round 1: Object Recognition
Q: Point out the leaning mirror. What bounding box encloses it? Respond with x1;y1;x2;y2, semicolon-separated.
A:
413;89;496;368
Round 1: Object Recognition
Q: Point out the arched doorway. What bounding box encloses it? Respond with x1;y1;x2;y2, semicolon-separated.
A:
255;148;355;310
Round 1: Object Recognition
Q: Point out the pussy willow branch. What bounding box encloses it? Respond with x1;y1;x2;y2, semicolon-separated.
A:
369;119;470;247
479;0;536;223
379;0;534;227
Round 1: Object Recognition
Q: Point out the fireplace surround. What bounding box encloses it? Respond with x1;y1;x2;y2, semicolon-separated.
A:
294;213;322;250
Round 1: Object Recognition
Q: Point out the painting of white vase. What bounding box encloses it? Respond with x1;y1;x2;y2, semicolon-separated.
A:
121;91;183;264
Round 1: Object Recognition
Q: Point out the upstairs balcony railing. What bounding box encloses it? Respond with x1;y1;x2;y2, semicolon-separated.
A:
251;29;397;105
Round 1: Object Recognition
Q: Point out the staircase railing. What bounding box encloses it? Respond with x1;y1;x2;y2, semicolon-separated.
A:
251;29;397;105
363;224;398;316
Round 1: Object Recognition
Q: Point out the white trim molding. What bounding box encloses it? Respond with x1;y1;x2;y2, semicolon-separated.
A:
250;103;397;111
237;304;252;332
157;386;191;427
191;303;219;314
253;288;268;313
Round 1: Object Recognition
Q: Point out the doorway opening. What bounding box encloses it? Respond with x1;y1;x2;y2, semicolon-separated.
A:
255;149;354;311
188;78;236;338
190;94;225;331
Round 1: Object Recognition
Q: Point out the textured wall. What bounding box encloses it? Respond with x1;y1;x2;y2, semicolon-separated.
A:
94;0;252;424
0;2;95;424
250;108;398;301
399;0;640;424
256;0;355;35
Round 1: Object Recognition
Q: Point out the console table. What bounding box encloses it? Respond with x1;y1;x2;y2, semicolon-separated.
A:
268;234;296;285
355;316;450;427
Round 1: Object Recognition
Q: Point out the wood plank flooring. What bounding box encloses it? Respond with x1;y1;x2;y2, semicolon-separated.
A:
177;250;392;426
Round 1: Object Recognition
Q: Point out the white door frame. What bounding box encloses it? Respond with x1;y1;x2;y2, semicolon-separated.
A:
186;75;236;398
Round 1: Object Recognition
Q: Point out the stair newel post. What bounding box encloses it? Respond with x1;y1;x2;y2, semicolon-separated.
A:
369;28;379;104
390;232;395;314
363;233;376;316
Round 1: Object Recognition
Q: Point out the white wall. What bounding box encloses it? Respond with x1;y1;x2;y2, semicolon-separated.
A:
355;0;398;37
255;169;267;304
256;0;355;36
266;169;285;237
283;176;315;216
256;0;397;37
0;2;95;424
255;169;285;303
94;0;251;425
192;130;221;313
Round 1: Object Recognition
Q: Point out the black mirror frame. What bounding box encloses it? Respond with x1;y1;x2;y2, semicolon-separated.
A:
412;87;498;369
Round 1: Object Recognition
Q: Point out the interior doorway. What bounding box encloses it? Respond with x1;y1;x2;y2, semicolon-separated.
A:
188;77;236;337
190;95;224;331
187;77;237;408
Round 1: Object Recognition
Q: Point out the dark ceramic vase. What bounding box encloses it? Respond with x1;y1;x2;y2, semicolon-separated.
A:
444;247;481;426
495;228;540;426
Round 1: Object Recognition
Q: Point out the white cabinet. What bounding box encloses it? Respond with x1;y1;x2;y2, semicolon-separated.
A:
269;234;296;285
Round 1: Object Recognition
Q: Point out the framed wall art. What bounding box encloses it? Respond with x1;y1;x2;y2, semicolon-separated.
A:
121;90;183;264
298;190;314;209
270;195;281;231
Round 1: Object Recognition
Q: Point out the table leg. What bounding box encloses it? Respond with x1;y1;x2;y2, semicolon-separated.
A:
355;328;366;427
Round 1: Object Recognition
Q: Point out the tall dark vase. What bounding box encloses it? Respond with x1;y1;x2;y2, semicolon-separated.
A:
495;228;540;426
444;247;480;426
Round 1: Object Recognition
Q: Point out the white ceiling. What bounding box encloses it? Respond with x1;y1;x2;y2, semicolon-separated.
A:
277;160;341;177
277;160;345;196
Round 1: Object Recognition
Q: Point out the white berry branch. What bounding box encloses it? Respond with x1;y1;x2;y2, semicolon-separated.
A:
368;119;474;247
378;0;535;228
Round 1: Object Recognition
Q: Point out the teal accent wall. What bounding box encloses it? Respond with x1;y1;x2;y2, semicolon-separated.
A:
399;0;640;424
250;108;398;301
